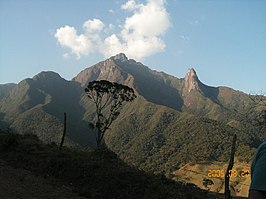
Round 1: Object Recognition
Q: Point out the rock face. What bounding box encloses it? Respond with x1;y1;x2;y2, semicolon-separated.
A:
183;68;200;95
112;53;128;61
73;54;129;87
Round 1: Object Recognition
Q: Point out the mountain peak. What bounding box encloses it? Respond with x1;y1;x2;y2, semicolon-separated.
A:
33;71;61;81
187;68;197;77
183;68;200;94
111;53;128;62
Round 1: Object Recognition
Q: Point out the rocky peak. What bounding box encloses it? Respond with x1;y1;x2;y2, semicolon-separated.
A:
73;54;130;87
33;71;61;81
183;68;200;94
111;53;128;62
186;68;197;78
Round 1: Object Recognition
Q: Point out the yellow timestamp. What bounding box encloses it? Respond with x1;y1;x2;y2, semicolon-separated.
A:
208;169;250;178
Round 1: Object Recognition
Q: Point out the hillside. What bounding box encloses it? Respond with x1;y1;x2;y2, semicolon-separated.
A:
0;71;94;146
0;83;17;100
174;161;251;197
105;97;256;173
0;130;210;199
0;159;85;199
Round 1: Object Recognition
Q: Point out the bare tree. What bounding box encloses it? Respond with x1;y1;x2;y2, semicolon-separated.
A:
85;80;136;147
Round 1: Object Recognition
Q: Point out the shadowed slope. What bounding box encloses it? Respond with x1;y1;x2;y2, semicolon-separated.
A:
0;130;210;199
0;71;94;146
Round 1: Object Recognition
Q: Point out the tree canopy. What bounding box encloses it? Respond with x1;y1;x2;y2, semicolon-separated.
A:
85;80;136;147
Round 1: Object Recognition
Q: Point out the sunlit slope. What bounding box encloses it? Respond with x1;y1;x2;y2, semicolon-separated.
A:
174;161;251;197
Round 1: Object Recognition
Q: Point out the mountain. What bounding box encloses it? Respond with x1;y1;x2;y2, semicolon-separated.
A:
74;53;184;111
74;53;260;125
0;71;94;146
0;53;265;175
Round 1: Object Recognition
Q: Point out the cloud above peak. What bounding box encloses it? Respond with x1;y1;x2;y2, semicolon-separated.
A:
54;0;171;60
55;25;93;59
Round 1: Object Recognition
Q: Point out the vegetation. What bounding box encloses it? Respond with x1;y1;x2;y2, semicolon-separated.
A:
0;130;209;199
106;99;256;176
85;80;136;147
202;178;214;191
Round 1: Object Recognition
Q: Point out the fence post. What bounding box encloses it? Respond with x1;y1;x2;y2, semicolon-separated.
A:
224;134;237;199
59;112;67;150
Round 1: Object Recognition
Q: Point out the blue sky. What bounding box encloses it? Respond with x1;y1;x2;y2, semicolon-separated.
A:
0;0;265;94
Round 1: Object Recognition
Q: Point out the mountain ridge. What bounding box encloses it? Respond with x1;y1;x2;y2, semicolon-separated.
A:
72;53;259;125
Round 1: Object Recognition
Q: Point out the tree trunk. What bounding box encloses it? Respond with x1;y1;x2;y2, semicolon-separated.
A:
59;112;67;150
96;128;104;147
224;134;237;199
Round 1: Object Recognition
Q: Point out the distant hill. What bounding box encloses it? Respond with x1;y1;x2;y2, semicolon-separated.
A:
0;53;265;182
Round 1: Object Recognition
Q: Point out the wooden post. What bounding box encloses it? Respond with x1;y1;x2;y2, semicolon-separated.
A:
224;134;237;199
59;112;67;150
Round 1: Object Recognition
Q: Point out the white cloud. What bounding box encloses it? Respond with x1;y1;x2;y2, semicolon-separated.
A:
123;1;170;38
103;34;124;57
110;0;171;60
54;0;171;60
121;0;140;10
83;19;104;33
54;25;93;59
